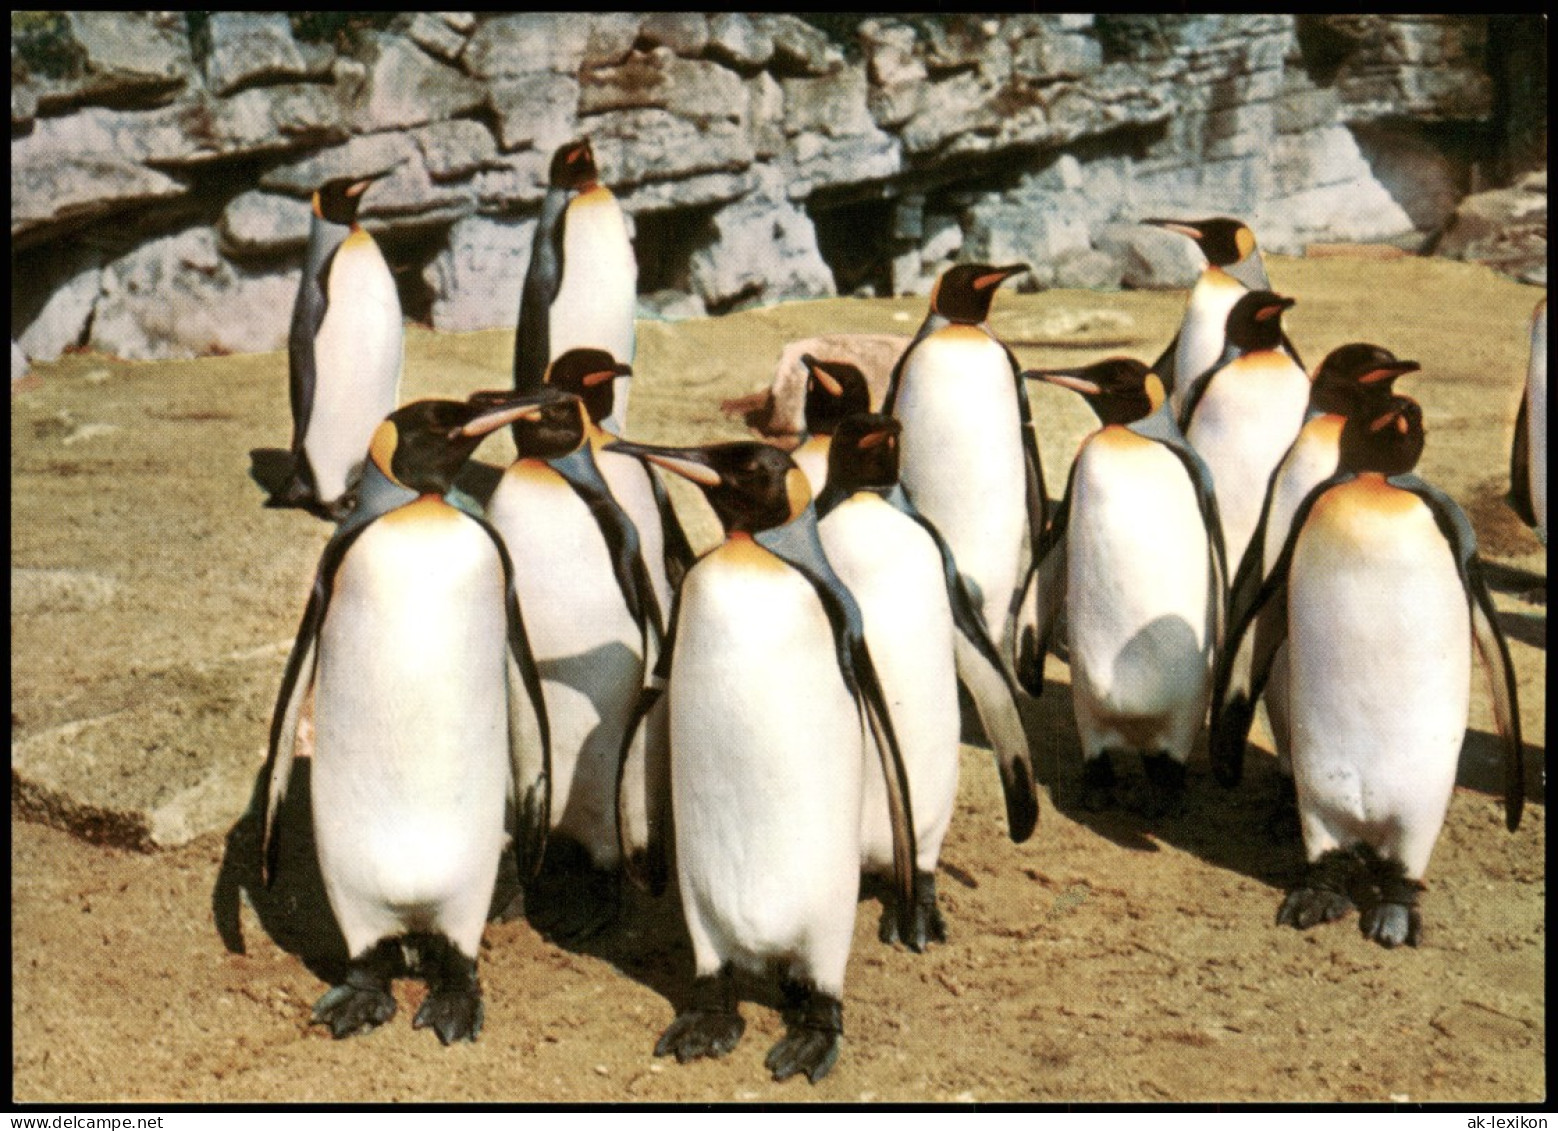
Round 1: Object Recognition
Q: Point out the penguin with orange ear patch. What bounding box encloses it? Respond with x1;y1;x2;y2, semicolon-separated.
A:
605;438;916;1085
1142;216;1302;419
270;170;404;520
1012;358;1226;817
515;137;637;435
261;392;553;1044
791;354;873;499
1211;395;1524;947
884;262;1047;648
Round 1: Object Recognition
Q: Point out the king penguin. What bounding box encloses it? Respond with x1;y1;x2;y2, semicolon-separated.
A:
1142;216;1302;420
815;412;1039;949
883;262;1048;647
260;392;553;1043
514;137;638;436
1210;394;1524;947
1508;297;1547;548
604;438;917;1085
1217;344;1420;792
791;354;873;499
480;378;670;941
1181;290;1311;585
270;170;404;520
1012;359;1227;816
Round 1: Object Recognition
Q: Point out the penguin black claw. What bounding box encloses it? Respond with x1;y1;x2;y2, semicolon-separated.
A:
656;969;744;1063
1079;754;1117;812
767;986;843;1084
877;871;948;952
1140;753;1187;820
413;989;485;1045
311;980;397;1040
1360;902;1421;949
1275;887;1354;930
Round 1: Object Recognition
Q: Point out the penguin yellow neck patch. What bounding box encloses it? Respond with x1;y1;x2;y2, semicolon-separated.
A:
785;468;812;520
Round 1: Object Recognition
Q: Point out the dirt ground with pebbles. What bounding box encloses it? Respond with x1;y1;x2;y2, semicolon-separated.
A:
10;254;1546;1104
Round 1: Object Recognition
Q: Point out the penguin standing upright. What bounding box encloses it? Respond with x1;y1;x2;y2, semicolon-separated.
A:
606;439;917;1085
1012;359;1227;816
815;413;1039;949
1508;297;1547;547
1217;344;1420;787
883;262;1047;646
271;171;404;519
1211;395;1524;947
791;355;873;498
1142;216;1302;419
260;392;553;1043
1182;290;1311;583
514;137;637;436
480;378;669;940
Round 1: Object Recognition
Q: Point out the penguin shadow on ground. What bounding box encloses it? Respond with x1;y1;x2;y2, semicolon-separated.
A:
212;759;352;983
1013;674;1296;892
1457;729;1547;807
1482;559;1548;616
1496;607;1546;651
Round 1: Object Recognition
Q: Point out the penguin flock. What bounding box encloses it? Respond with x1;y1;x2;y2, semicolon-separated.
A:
254;140;1534;1082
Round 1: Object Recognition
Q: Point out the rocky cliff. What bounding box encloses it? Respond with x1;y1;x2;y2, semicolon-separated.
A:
11;12;1546;363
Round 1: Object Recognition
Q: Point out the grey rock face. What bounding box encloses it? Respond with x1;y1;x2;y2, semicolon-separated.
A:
18;12;194;114
217;191;313;259
425;214;536;332
1435;169;1548;285
201;13;311;96
348;31;487;133
15;244;105;361
690;175;836;311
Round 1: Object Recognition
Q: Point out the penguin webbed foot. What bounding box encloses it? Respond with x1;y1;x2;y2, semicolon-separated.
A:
877;870;947;953
411;938;485;1044
769;981;842;1084
1357;852;1424;949
1275;847;1360;931
311;956;397;1040
1079;753;1116;812
1140;753;1187;820
525;838;623;944
655;968;744;1064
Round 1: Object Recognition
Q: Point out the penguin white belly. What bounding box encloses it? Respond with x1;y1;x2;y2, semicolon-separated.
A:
1288;483;1470;880
1528;302;1547;545
1187;352;1309;572
670;541;863;991
792;437;832;502
486;462;642;867
1066;430;1212;757
304;232;404;504
1168;269;1245;420
312;505;509;958
819;495;960;875
552;189;637;430
895;329;1026;638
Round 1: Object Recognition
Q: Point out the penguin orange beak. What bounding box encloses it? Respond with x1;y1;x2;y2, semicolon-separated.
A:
582;363;633;388
976;264;1029;291
1254;296;1296;322
1025;368;1103;396
605;440;723;488
1143;218;1202;241
456;392;550;438
1359;360;1420;384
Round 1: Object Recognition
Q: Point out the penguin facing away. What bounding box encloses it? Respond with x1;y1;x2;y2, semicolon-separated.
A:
1142;216;1303;420
883;262;1048;647
1218;344;1421;789
1508;297;1546;547
1012;359;1227;817
479;377;669;942
1210;395;1524;947
261;392;553;1043
815;413;1039;950
605;438;917;1085
1181;290;1312;591
271;170;405;520
791;354;873;499
514;137;638;436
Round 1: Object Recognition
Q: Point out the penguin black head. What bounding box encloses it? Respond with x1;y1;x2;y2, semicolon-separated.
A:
930;263;1028;324
1142;216;1257;268
1026;358;1164;426
545;348;631;427
367;393;554;496
825;413;901;495
1224;290;1295;354
1338;394;1426;478
1309;343;1420;417
549;137;599;191
469;386;588;462
801;355;872;437
606;440;808;536
314;166;399;227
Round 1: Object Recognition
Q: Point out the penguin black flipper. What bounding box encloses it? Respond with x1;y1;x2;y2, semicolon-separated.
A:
514;189;569;396
260;521;372;886
1176;341;1238;434
757;510;919;941
644;456;698;595
1012;459;1078;698
1280;331;1306;375
1390;474;1525;832
853;485;1040;842
616;603;677;896
1508;390;1534;526
1005;342;1051;550
473;516;554;883
1149;332;1181;401
1209;473;1347;786
273;251;339;507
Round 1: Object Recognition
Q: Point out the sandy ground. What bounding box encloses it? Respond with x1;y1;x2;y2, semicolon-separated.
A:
10;254;1546;1104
